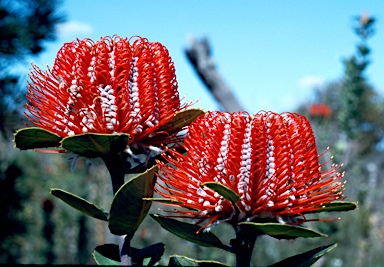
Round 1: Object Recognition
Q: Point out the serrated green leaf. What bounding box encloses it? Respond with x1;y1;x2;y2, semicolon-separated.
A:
150;214;226;249
305;201;358;214
60;133;130;158
93;244;121;265
168;255;229;267
269;243;338;267
108;165;158;236
142;198;183;205
238;222;327;239
50;188;108;221
203;182;240;203
157;109;205;135
14;127;62;150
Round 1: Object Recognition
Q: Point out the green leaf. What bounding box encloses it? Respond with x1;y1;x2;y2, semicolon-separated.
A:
93;250;120;265
14;127;62;150
50;188;108;221
269;243;338;267
238;222;327;239
203;182;240;203
150;214;226;249
108;165;158;236
305;201;358;214
93;244;121;265
131;242;165;266
60;133;130;158
168;255;229;267
157;109;205;135
93;243;165;266
140;109;205;145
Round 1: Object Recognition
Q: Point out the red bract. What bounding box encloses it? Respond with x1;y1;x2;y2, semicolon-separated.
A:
156;111;346;229
26;35;188;146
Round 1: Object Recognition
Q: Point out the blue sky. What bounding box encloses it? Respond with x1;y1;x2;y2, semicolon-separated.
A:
30;0;384;113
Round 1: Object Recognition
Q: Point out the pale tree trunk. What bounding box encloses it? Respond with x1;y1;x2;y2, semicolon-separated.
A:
185;36;245;112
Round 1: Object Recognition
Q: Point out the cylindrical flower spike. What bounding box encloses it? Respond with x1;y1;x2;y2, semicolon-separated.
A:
156;111;346;229
25;35;189;146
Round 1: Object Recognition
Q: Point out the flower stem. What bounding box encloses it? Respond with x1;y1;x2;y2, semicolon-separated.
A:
101;152;132;266
119;235;132;266
232;226;258;267
102;153;128;195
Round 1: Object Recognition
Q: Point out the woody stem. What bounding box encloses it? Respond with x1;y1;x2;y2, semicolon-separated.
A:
232;225;258;267
102;152;131;266
102;153;128;195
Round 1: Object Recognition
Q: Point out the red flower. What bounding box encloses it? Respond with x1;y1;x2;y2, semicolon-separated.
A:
26;35;189;147
156;111;346;229
308;103;331;117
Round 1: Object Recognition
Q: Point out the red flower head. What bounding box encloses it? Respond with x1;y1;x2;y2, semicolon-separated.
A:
25;35;190;151
308;103;331;117
156;111;346;229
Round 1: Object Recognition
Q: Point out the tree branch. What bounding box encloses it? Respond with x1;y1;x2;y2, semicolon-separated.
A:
185;36;245;112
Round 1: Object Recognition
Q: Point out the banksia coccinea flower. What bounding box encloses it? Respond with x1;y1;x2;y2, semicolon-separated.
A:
25;35;189;149
308;103;331;117
156;111;346;229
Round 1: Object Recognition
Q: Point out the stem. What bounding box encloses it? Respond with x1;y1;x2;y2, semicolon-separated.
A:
102;153;127;195
232;226;258;267
119;235;132;266
102;152;132;266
